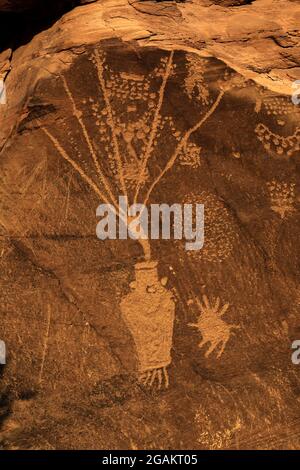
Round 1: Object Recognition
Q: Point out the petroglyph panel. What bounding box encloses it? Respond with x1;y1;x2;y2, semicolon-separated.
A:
1;38;300;450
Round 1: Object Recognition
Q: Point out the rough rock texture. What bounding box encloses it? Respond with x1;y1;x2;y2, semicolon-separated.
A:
1;0;300;450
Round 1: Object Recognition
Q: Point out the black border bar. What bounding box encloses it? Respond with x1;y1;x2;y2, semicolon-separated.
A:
0;450;298;466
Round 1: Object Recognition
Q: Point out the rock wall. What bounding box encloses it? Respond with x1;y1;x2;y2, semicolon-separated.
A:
0;0;300;450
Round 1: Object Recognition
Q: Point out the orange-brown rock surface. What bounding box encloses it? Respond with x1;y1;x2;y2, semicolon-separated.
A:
0;0;300;450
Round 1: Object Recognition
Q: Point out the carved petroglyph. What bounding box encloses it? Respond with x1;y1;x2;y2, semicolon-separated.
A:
181;191;236;263
40;48;236;387
42;49;229;212
142;88;226;207
195;406;242;449
263;96;297;118
255;89;299;120
178;142;202;169
267;181;296;219
120;261;175;389
189;295;240;358
254;88;300;157
218;69;249;93
184;55;210;106
255;123;300;158
93;49;128;198
134;52;175;204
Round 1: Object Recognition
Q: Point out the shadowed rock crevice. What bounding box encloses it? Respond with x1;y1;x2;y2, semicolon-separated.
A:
211;0;255;5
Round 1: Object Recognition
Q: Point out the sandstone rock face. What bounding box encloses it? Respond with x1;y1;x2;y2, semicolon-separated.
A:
0;0;300;450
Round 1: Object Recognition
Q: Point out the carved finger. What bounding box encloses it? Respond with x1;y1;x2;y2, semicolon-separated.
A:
219;302;229;316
